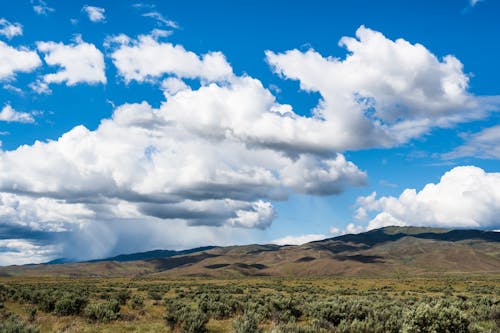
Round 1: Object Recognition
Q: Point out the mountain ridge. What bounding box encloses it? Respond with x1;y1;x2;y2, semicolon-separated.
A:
2;226;499;277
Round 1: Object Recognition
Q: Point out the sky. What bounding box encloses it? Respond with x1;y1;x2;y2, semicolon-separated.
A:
0;0;499;265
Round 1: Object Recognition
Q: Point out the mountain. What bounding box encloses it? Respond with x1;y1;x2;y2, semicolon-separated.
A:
2;226;500;277
87;246;216;263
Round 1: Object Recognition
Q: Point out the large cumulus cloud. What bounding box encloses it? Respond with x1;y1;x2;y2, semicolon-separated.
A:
355;166;500;230
266;26;492;149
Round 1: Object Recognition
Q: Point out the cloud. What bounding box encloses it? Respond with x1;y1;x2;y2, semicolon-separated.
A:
0;19;22;39
470;0;484;7
272;233;326;245
266;26;494;151
161;77;189;97
0;41;41;80
31;0;54;15
3;84;23;94
37;36;106;86
355;166;500;230
329;223;365;236
443;125;500;159
0;105;35;123
109;34;233;83
142;12;179;29
29;79;51;94
0;44;366;262
0;239;57;265
82;5;106;23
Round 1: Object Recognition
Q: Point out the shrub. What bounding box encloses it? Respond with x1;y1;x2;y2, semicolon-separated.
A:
266;296;302;324
54;293;88;316
84;299;120;322
28;307;37;322
491;305;500;328
180;309;208;333
232;312;263;333
402;301;470;333
116;289;131;305
37;291;57;313
0;314;40;333
271;323;317;333
128;294;145;310
148;290;162;301
165;299;189;330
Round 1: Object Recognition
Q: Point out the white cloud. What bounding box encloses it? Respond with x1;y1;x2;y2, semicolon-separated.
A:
142;12;179;29
272;233;326;245
0;58;366;262
151;29;172;39
443;125;500;159
29;79;51;94
0;105;35;123
356;166;500;230
0;41;41;80
109;34;233;83
82;5;106;22
161;77;189;97
37;37;106;86
31;0;54;15
470;0;484;7
280;154;366;195
329;223;365;236
3;84;23;94
0;239;57;266
266;26;492;151
0;19;22;39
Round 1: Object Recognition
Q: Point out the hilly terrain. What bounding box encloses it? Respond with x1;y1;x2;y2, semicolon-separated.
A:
2;226;500;277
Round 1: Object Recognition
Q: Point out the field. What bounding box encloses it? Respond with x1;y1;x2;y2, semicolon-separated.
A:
1;275;500;333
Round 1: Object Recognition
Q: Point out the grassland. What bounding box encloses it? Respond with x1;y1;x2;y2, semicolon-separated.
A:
1;275;500;332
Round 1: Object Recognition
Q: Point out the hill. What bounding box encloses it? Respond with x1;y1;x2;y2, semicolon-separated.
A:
1;226;500;277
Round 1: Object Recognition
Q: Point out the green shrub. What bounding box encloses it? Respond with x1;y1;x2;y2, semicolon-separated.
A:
232;312;262;333
116;289;131;305
84;299;120;322
165;299;189;330
54;293;88;316
271;323;317;333
148;290;162;301
128;294;145;310
180;309;208;333
0;314;40;333
491;305;500;328
402;301;471;333
37;291;57;313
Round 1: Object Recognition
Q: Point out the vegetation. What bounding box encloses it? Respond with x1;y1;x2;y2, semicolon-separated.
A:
0;275;499;332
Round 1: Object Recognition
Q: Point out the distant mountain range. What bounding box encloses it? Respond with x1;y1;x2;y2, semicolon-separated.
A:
2;226;500;277
43;246;216;265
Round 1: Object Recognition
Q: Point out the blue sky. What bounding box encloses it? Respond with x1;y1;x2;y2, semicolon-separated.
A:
0;0;499;264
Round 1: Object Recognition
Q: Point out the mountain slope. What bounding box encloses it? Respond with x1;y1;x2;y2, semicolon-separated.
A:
1;226;500;277
87;246;217;263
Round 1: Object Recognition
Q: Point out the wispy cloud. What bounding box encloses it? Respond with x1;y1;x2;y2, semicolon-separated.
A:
463;0;485;13
143;12;179;29
470;0;484;7
31;0;54;15
82;5;106;23
443;125;500;159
